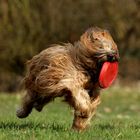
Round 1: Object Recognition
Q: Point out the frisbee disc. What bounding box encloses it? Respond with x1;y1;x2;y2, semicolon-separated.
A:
99;62;118;88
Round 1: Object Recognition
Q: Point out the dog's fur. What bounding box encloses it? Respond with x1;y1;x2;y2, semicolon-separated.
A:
16;27;119;131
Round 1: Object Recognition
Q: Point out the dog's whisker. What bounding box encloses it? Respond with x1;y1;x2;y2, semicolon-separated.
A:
94;53;107;58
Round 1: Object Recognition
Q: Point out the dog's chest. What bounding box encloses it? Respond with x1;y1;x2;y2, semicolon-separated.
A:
75;71;96;90
84;80;99;95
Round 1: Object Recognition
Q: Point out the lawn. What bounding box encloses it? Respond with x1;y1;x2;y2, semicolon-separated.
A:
0;87;140;140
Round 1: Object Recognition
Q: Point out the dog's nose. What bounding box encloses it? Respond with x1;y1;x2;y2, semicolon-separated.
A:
107;53;116;62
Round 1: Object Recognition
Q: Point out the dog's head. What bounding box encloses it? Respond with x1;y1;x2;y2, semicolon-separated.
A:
80;27;120;64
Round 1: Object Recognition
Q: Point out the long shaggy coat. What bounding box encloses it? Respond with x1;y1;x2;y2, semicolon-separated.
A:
17;27;119;131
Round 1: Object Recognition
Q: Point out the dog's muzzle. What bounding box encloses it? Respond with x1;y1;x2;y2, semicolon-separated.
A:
94;51;120;70
107;52;120;62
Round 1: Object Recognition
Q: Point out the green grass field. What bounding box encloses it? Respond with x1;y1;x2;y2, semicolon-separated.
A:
0;87;140;140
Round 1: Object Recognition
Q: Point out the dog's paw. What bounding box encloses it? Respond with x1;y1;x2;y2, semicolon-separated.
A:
16;107;29;118
75;107;91;118
33;103;43;112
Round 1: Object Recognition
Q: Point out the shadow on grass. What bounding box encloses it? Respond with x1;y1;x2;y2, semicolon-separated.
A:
0;121;140;132
94;123;140;131
97;124;115;130
0;121;69;131
0;121;118;132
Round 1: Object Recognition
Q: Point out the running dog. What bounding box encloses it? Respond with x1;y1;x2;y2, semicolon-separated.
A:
16;27;119;131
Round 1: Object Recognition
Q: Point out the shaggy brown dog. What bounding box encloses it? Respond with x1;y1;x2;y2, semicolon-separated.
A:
16;27;119;131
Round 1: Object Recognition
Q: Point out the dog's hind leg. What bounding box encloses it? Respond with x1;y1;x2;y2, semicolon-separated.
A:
16;90;36;118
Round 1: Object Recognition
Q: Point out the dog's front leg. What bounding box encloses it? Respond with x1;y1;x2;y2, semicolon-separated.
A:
70;88;92;131
88;93;101;123
70;89;101;131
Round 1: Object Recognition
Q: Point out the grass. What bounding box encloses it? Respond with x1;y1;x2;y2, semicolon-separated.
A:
0;87;140;140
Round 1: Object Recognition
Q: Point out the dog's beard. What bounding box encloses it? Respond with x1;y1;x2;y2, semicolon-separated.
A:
94;51;119;64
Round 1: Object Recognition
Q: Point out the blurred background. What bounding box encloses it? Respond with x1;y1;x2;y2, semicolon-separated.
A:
0;0;140;92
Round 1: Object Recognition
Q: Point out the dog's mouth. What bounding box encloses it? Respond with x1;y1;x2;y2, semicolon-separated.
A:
95;51;120;64
94;51;120;75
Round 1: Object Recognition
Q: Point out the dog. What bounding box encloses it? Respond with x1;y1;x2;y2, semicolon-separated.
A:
16;27;119;131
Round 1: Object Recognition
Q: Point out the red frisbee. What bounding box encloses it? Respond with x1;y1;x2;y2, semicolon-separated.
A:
99;62;118;88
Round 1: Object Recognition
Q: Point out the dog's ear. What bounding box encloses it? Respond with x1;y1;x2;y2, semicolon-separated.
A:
80;28;94;49
80;27;112;47
80;27;103;49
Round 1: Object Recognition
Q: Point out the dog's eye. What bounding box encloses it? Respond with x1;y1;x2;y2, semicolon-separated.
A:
99;46;102;49
102;32;105;36
90;34;98;43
